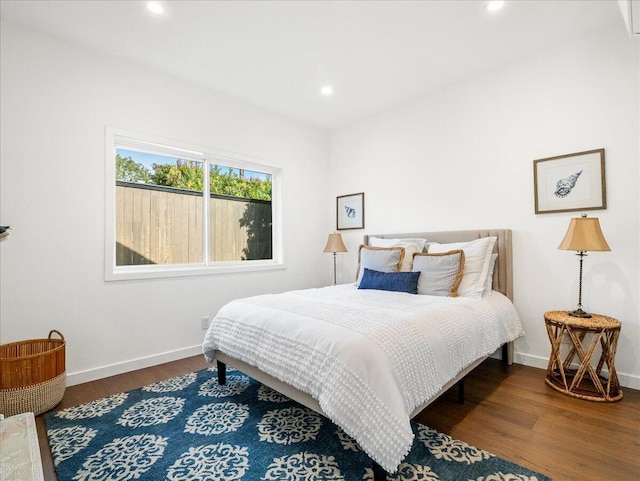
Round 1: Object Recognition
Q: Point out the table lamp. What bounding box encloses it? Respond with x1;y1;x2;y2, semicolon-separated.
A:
323;233;347;285
558;214;610;318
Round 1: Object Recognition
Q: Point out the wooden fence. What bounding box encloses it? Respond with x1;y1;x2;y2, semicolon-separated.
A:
116;182;272;265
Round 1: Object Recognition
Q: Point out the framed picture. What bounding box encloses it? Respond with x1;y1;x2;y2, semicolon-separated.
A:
533;149;606;214
336;192;365;230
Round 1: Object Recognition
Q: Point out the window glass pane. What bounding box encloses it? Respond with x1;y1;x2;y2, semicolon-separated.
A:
115;148;204;265
208;163;272;262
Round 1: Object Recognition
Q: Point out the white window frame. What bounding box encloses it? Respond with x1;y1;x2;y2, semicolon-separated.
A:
105;127;284;281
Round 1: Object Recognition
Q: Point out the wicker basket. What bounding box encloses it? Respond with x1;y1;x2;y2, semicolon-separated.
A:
0;330;66;416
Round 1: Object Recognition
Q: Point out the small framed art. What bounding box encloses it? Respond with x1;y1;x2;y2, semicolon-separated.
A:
533;148;606;214
336;192;365;230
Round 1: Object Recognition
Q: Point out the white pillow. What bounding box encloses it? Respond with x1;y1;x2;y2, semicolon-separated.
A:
368;237;427;272
484;253;498;293
428;237;496;299
356;245;405;286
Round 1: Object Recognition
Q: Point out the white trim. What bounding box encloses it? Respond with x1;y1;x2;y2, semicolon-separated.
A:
203;161;211;265
66;345;203;386
105;129;117;282
618;0;640;37
105;126;283;281
114;137;204;158
108;260;285;281
513;351;549;370
515;351;640;391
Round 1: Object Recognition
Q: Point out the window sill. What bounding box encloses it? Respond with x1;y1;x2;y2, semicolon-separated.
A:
105;260;286;281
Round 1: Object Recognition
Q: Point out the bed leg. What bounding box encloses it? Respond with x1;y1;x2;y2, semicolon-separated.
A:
457;378;465;404
371;460;387;480
217;361;227;385
502;342;513;366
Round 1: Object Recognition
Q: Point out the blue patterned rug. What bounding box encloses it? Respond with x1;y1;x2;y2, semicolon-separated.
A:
45;366;549;480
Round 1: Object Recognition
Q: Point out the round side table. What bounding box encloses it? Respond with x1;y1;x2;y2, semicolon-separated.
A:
544;310;623;402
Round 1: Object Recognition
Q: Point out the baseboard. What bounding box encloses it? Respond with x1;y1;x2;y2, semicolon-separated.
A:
515;352;640;391
513;352;549;370
66;345;203;387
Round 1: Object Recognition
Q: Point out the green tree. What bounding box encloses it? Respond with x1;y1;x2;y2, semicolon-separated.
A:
210;165;271;200
150;160;203;191
149;161;272;200
116;154;151;183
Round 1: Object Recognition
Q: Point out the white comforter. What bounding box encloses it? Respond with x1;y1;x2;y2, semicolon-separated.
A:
202;284;524;473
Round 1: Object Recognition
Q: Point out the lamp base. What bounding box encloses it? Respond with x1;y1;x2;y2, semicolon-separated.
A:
569;308;592;318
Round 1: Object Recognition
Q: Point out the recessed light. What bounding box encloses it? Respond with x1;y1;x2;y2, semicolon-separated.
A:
147;2;163;14
321;86;333;96
485;1;504;12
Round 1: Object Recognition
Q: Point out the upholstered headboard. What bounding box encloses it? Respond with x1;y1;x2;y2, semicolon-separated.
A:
364;229;513;301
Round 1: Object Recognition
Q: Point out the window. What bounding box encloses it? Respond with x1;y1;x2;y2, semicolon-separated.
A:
106;129;282;280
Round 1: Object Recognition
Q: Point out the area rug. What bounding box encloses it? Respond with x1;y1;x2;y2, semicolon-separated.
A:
45;367;550;480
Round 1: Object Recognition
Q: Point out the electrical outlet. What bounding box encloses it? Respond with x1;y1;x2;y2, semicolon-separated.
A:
201;316;210;330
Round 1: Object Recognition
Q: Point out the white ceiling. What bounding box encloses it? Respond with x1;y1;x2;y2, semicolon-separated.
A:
0;1;624;129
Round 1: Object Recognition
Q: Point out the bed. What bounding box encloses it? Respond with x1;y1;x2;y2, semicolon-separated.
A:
202;229;523;478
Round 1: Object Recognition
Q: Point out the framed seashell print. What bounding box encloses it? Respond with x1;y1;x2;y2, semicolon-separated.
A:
533;148;606;214
337;192;365;230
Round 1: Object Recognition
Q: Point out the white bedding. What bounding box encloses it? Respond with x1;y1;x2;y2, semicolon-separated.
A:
202;284;524;473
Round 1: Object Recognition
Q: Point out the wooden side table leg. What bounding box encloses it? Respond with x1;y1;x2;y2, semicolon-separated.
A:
545;321;568;389
566;328;606;397
563;329;586;371
599;328;622;400
596;333;608;375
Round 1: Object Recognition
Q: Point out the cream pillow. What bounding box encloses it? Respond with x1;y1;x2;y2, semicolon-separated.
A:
356;245;405;286
368;237;427;271
412;250;465;297
484;253;498;293
428;237;496;299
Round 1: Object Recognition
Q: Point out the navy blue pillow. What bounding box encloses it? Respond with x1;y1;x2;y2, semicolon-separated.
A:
358;268;420;294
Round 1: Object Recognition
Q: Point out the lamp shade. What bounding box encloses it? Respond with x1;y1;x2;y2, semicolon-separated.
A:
558;216;611;252
323;233;347;253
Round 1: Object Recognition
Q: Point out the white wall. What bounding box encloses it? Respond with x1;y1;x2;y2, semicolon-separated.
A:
329;26;640;389
0;21;330;385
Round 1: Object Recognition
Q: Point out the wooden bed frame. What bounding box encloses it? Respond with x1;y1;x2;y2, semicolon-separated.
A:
214;229;514;479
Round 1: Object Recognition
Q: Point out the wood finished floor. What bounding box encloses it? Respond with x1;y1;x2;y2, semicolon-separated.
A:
37;356;640;481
